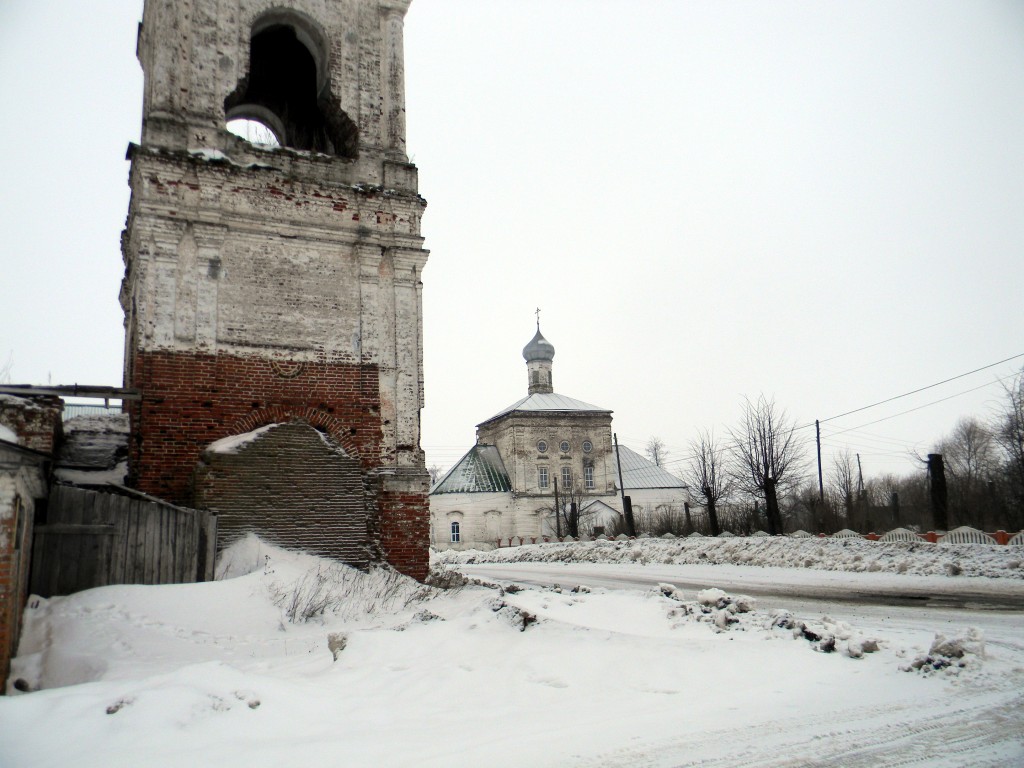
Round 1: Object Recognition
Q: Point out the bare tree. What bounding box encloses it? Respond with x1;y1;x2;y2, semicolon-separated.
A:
551;472;594;538
937;417;997;527
993;368;1024;528
729;395;805;535
645;436;669;468
684;428;732;536
830;448;857;529
427;464;445;485
0;353;12;384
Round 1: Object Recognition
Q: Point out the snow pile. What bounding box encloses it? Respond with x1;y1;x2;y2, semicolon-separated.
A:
438;535;1024;579
654;583;883;658
54;414;130;485
900;627;987;676
0;423;18;443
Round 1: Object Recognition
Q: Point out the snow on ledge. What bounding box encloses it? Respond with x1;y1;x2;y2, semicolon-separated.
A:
0;424;19;444
206;424;280;454
188;147;230;162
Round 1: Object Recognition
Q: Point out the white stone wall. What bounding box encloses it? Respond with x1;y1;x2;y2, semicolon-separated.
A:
138;0;412;157
622;488;691;522
124;0;428;470
429;492;516;551
477;413;619;503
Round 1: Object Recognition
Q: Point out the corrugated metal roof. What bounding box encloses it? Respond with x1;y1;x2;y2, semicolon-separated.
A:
615;444;687;490
479;392;611;426
430;444;512;494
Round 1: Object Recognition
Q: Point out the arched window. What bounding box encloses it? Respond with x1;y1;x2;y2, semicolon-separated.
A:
224;13;357;156
450;520;461;543
226;117;281;147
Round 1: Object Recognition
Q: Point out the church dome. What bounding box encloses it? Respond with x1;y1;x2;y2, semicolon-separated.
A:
523;327;555;362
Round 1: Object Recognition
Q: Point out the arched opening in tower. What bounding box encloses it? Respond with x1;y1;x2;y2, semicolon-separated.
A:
224;23;358;157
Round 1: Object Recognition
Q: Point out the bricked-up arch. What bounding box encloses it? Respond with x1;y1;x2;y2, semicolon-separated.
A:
224;12;358;156
194;421;377;568
227;407;366;466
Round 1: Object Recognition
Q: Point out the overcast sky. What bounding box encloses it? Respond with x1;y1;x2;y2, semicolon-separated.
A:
2;1;1022;484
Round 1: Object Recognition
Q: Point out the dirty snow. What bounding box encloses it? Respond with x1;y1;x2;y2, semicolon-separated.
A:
52;414;130;485
0;535;1021;767
52;461;128;486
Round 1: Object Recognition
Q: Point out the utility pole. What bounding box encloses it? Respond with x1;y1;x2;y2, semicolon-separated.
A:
815;419;824;503
553;477;561;538
856;453;867;532
927;454;949;532
613;433;636;537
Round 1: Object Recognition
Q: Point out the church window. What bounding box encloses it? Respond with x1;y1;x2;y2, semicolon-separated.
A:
584;465;595;489
538;466;549;488
582;440;593;453
531;370;539;385
559;440;570;453
537;440;548;453
561;466;572;489
450;521;461;543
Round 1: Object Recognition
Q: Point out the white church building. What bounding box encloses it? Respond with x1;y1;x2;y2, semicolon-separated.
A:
430;326;688;550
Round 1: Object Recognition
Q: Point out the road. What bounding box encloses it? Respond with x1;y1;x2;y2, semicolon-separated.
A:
458;561;1024;612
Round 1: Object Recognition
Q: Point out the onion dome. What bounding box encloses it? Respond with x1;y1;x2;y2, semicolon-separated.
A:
522;327;555;362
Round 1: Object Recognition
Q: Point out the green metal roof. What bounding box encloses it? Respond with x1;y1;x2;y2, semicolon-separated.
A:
430;444;511;494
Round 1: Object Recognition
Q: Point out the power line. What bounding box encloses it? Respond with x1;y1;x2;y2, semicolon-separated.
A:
823;376;1011;439
818;352;1023;425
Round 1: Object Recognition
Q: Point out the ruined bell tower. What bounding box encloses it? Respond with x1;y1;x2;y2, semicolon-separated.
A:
120;0;430;578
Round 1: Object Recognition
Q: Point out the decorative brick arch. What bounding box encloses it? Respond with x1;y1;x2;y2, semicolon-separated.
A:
226;406;365;463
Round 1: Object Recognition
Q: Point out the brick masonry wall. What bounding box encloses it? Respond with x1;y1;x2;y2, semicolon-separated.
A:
0;396;62;454
0;470;41;693
0;497;16;691
128;348;429;579
379;482;430;582
195;422;375;568
0;398;58;691
128;349;382;503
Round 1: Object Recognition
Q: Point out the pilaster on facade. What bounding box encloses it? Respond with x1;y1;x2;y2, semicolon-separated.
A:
380;6;408;158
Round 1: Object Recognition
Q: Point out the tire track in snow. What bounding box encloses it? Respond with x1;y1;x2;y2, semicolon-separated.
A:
582;693;1023;768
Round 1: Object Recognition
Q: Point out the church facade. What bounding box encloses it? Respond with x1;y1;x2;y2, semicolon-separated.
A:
431;327;688;550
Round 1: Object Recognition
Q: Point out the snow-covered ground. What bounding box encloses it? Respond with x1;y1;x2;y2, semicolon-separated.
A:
1;536;1022;767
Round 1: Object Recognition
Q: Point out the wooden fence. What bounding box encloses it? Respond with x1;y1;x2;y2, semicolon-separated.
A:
29;484;217;597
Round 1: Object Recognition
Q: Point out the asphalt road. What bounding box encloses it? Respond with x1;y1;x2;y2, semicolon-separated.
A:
458;562;1024;612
